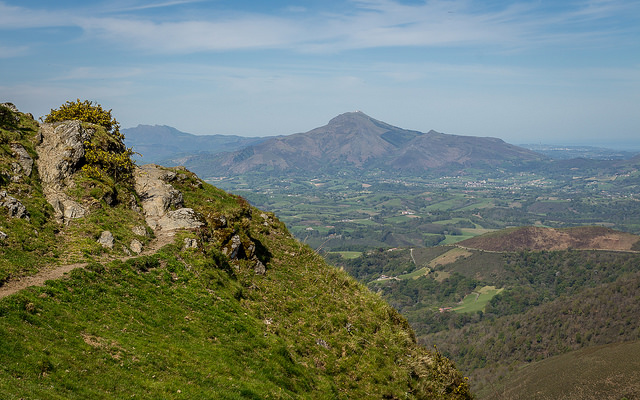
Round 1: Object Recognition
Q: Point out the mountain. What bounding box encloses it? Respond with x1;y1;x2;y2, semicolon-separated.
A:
122;124;269;164
0;102;471;398
164;111;547;177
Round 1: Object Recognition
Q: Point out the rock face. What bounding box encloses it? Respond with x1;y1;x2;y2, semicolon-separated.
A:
10;144;33;182
36;121;89;223
133;164;203;232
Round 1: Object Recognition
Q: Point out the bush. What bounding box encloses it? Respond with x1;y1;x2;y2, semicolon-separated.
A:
43;99;122;139
44;99;135;184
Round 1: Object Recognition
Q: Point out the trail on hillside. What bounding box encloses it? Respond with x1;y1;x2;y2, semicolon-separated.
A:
0;232;175;300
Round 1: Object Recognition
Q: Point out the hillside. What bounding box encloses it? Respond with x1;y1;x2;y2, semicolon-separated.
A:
0;102;471;399
122;124;268;164
164;111;546;177
458;226;640;252
484;340;640;400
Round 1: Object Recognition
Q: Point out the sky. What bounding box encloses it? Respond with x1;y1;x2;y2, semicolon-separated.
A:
1;0;639;148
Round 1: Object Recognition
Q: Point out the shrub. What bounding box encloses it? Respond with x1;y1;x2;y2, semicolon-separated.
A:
43;99;122;139
44;99;135;184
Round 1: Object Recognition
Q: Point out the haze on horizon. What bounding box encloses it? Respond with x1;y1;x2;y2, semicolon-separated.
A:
1;0;639;149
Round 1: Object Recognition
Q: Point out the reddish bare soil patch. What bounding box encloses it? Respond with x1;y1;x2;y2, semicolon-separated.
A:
459;226;640;252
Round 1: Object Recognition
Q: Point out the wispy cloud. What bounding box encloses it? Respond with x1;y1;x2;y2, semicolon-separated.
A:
110;0;208;13
0;2;70;29
0;44;29;58
2;0;637;54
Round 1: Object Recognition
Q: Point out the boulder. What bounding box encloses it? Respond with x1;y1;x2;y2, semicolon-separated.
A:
130;239;143;254
254;260;266;275
133;164;185;229
222;234;243;259
98;231;114;249
132;225;148;237
0;190;29;219
156;208;204;231
183;238;198;249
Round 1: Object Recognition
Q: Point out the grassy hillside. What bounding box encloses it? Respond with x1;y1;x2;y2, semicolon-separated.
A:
481;340;640;400
0;103;471;399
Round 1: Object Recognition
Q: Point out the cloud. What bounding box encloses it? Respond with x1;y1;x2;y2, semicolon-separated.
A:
113;0;207;12
0;3;70;29
0;44;29;58
2;0;637;55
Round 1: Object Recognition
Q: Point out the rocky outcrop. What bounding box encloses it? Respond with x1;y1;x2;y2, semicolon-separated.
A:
36;121;90;223
10;144;33;182
0;190;29;219
133;164;203;232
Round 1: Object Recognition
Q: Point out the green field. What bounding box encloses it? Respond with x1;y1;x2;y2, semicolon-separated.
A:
453;286;503;314
398;266;430;280
330;251;363;259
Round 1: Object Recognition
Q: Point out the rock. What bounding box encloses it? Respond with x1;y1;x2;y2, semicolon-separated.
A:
36;121;90;186
209;214;227;228
133;164;185;229
130;239;143;254
222;234;243;259
1;102;19;112
156;208;204;231
36;121;90;223
0;231;7;240
98;231;114;249
10;144;33;180
0;190;29;219
51;197;86;221
183;238;198;249
132;225;148;237
254;260;266;275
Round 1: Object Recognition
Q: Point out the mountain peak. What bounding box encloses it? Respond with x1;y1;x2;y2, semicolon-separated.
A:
327;110;373;125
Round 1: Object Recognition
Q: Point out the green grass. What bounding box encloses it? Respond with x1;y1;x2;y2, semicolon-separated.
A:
453;286;503;314
329;251;363;259
398;266;430;280
441;234;475;245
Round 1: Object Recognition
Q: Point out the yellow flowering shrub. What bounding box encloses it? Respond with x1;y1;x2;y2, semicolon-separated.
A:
44;99;135;184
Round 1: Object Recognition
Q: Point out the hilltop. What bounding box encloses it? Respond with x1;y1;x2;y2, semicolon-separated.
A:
458;226;640;252
0;102;471;399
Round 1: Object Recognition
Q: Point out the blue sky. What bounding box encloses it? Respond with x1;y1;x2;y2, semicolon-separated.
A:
1;0;639;147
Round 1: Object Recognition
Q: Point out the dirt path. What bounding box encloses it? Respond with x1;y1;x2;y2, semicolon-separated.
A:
0;231;175;300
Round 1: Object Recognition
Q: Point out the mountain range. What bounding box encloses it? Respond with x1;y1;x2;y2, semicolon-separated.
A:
122;124;269;164
127;111;548;178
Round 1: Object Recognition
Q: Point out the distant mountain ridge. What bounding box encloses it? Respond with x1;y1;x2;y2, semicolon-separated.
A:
175;111;547;177
122;124;269;164
458;226;640;252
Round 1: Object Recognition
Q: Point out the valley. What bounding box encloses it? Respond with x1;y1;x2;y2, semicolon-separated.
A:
4;102;640;398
